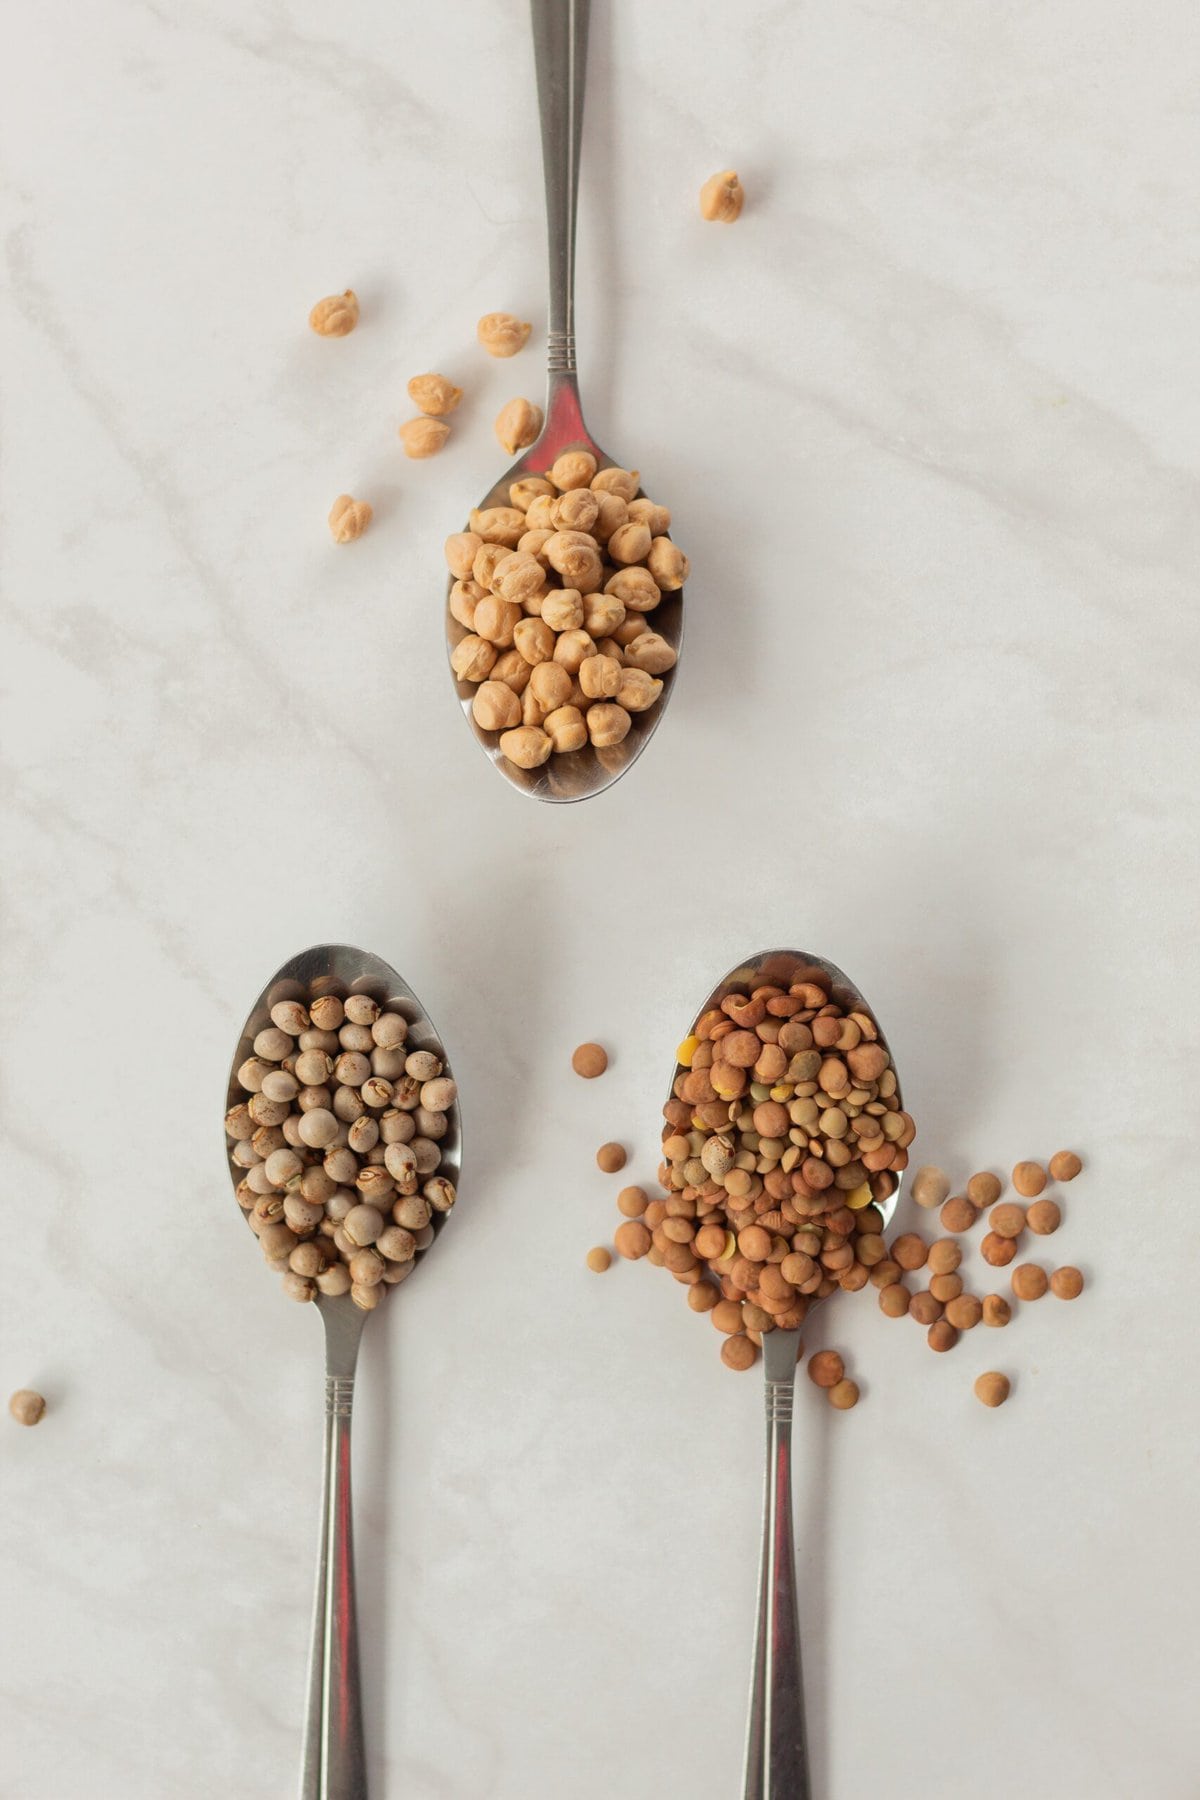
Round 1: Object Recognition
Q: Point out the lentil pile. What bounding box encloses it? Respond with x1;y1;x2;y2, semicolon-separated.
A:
225;989;457;1310
610;969;915;1374
447;451;683;771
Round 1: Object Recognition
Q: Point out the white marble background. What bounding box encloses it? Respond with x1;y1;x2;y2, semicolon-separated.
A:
2;2;1198;1795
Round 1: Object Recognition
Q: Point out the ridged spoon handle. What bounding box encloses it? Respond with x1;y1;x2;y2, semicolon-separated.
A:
531;0;590;377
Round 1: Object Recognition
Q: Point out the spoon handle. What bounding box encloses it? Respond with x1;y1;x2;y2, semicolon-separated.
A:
300;1324;367;1800
743;1371;811;1800
530;0;590;376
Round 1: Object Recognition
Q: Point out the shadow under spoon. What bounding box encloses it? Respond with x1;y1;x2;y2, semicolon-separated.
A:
445;0;684;803
224;943;463;1800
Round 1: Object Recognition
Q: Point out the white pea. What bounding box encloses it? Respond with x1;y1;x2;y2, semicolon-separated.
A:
405;1050;442;1081
324;1146;358;1185
361;1077;393;1110
295;1049;333;1086
412;1138;441;1175
384;1142;417;1183
370;1046;408;1080
349;1248;385;1286
377;1225;416;1262
332;1084;365;1122
335;1052;370;1088
298;1027;341;1054
270;1000;309;1036
350;1281;383;1311
284;1195;324;1235
339;1022;375;1053
372;1013;408;1049
237;1057;271;1094
381;1258;415;1285
414;1223;435;1250
261;1069;299;1103
356;1166;394;1203
348;1116;379;1155
281;1271;316;1302
344;994;381;1026
424;1176;456;1212
414;1107;447;1140
264;1148;303;1187
325;1187;356;1222
420;1078;457;1113
297;1085;332;1112
298;1107;339;1149
392;1194;431;1231
316;1263;351;1296
254;1027;293;1062
231;1140;260;1168
344;1204;385;1247
380;1109;415;1145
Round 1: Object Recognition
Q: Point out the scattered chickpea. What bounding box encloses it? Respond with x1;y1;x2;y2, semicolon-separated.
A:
1050;1266;1084;1300
982;1294;1012;1327
572;1042;608;1078
407;373;462;416
1012;1160;1047;1198
477;311;532;357
586;1247;612;1273
400;417;450;459
828;1378;859;1410
940;1195;978;1233
597;1142;627;1174
974;1372;1010;1408
1026;1199;1061;1235
699;170;744;223
9;1389;46;1426
328;495;372;543
309;290;359;337
495;397;544;456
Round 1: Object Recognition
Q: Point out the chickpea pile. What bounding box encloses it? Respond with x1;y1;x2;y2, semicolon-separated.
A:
447;450;683;771
612;971;915;1372
224;989;457;1310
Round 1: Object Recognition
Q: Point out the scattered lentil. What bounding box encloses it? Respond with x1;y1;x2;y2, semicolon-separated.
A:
910;1165;949;1209
596;1142;627;1174
1011;1264;1048;1301
927;1321;958;1352
586;1247;612;1274
1012;1160;1047;1198
966;1172;1002;1207
9;1389;46;1427
828;1378;859;1410
807;1351;844;1389
940;1195;978;1233
974;1371;1010;1408
1049;1150;1082;1182
1050;1266;1084;1299
982;1294;1012;1327
572;1043;608;1079
989;1203;1027;1240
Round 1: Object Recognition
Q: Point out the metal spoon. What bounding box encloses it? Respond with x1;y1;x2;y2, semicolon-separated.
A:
670;949;906;1800
445;0;684;803
224;943;462;1800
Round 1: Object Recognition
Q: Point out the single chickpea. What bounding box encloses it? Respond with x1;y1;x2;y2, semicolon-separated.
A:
552;628;597;673
309;289;359;336
541;588;585;632
513;617;556;666
616;668;663;713
1050;1266;1084;1299
607;520;653;565
605;567;661;612
9;1389;46;1426
579;654;623;700
544;706;589;753
586;1247;612;1273
645;537;689;590
591;466;640;501
450;634;498;683
974;1372;1010;1408
400;417;450;458
550;449;598;491
621;632;676;674
471;680;523;732
492;551;546;606
1012;1161;1047;1197
586;702;632;748
627;497;671;535
471;505;527;548
592;492;627;539
552;487;601;533
408;373;463;416
510;474;555;509
582;591;625;639
328;495;373;542
699;170;744;222
489;648;533;694
498;725;553;769
473;595;523;648
528;662;571;711
477;312;532;357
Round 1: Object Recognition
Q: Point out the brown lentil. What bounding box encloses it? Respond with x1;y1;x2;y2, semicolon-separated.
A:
1049;1150;1082;1182
909;1291;944;1325
721;1333;758;1371
1050;1266;1084;1299
572;1042;608;1079
966;1172;1002;1207
981;1232;1017;1267
989;1203;1027;1239
586;1247;612;1273
927;1321;958;1352
596;1142;627;1174
982;1294;1012;1327
1012;1161;1047;1198
1026;1198;1061;1235
927;1238;962;1275
879;1283;911;1318
828;1378;859;1410
944;1294;982;1330
974;1371;1010;1407
940;1195;978;1233
1011;1263;1048;1300
807;1350;845;1388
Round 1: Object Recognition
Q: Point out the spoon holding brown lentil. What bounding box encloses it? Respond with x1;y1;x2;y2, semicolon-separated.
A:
660;948;910;1800
444;0;684;803
224;943;462;1800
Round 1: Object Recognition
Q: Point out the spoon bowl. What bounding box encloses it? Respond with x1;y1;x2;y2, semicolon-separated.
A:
671;946;905;1800
225;941;461;1800
445;0;683;802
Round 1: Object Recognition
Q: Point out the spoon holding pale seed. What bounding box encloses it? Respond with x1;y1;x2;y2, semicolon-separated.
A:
666;948;907;1800
225;943;462;1800
445;0;684;802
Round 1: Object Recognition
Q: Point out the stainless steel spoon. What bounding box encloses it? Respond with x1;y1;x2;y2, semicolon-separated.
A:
445;0;684;803
224;943;462;1800
670;948;906;1800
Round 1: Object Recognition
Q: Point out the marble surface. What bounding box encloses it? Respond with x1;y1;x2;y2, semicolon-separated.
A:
2;2;1198;1795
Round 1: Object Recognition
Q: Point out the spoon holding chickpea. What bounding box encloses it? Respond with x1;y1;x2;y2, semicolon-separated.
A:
669;949;907;1800
445;0;684;802
225;944;462;1800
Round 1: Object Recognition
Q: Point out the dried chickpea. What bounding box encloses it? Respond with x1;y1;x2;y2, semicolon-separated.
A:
807;1350;844;1388
408;373;462;415
1012;1161;1047;1198
309;289;359;336
471;680;522;732
399;416;450;458
645;537;689;590
699;170;744;223
450;634;496;683
828;1378;859;1410
498;725;553;769
545;705;587;753
9;1389;46;1426
477;312;531;357
495;397;543;455
328;495;372;543
1049;1150;1082;1182
586;1247;612;1274
966;1172;1002;1207
1050;1266;1084;1299
586;702;631;748
974;1372;1010;1408
550;450;598;491
541;588;585;633
982;1294;1011;1327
